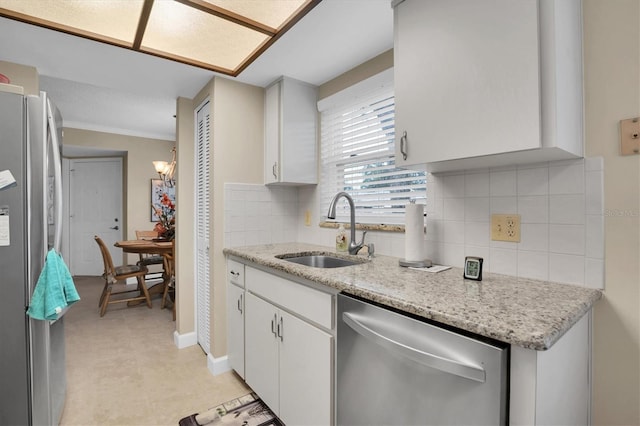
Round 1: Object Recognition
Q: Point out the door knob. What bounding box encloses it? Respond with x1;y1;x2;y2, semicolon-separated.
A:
110;225;119;230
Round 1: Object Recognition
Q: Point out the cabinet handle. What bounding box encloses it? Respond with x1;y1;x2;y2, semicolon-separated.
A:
272;162;278;179
271;313;278;336
237;294;243;314
400;131;408;161
277;316;283;341
230;270;240;277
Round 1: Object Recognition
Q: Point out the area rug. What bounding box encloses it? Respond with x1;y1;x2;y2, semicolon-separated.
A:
179;393;283;426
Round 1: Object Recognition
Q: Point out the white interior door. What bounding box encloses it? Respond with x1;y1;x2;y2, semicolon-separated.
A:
69;157;123;275
196;100;211;354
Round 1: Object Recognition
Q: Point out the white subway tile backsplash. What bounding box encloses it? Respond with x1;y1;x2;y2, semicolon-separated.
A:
224;183;298;248
585;215;604;259
519;224;548;252
549;224;585;255
425;196;443;219
229;159;604;289
585;157;604;172
465;222;490;247
444;221;465;244
465;197;490;222
517;167;549;196
549;253;585;285
426;219;444;242
518;196;549;223
549;162;585;194
490;196;517;214
443;243;465;268
517;250;549;281
585;170;604;215
549;194;585;224
490;170;517;196
426;157;604;287
465;172;490;197
443;174;465;198
585;258;605;289
490;248;518;276
443;198;465;221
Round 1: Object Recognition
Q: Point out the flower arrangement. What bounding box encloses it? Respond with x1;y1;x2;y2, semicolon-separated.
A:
152;193;175;240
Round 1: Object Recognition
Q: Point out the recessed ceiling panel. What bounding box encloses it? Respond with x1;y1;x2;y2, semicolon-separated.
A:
143;0;269;72
0;0;143;46
0;0;321;75
204;0;311;30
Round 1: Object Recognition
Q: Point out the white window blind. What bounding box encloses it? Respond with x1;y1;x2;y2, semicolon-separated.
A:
320;82;426;224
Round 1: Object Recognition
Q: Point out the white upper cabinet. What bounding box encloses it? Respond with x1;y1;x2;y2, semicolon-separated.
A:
393;0;583;172
264;76;318;185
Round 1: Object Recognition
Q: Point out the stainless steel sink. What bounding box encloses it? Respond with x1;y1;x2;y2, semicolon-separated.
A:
276;252;366;268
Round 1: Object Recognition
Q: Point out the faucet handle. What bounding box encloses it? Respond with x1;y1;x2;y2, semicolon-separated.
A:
367;243;375;259
360;230;368;245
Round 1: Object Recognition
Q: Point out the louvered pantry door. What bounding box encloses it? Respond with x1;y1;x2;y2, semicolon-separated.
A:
195;100;211;354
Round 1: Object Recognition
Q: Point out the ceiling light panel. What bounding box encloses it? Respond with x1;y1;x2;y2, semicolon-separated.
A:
143;0;269;72
0;0;143;46
203;0;311;30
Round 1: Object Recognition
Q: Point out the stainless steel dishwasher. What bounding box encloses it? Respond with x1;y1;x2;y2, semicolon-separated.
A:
337;293;508;425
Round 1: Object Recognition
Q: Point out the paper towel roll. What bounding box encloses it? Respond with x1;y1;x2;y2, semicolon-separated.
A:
405;203;425;262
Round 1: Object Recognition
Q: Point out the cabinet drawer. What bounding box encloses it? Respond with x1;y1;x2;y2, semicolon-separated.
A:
227;259;245;287
246;267;333;330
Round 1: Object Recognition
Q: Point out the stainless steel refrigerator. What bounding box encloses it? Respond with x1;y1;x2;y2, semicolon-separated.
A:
0;85;66;425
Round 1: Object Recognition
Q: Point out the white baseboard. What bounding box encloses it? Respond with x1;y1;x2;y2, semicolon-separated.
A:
173;330;197;349
207;354;231;376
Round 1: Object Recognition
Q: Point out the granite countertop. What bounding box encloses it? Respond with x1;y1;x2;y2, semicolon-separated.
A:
223;242;602;351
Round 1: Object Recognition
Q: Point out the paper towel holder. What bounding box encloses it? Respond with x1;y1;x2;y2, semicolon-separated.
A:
400;199;432;268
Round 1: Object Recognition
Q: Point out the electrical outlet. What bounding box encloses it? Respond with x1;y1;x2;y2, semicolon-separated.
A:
491;214;521;242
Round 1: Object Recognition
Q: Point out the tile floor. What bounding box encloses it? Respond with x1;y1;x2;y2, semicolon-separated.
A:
60;276;250;426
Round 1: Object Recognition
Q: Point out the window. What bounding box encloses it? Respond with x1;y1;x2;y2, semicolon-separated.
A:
319;72;426;225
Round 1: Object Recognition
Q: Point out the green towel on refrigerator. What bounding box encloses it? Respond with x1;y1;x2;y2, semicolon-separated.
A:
27;249;80;320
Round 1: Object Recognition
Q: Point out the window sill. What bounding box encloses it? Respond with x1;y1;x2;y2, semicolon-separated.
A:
319;221;405;233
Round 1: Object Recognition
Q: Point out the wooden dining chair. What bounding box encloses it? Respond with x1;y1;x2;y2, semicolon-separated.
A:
135;230;164;267
161;239;176;321
94;235;152;317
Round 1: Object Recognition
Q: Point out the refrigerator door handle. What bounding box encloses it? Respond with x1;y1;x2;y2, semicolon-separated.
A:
47;99;63;253
342;312;486;382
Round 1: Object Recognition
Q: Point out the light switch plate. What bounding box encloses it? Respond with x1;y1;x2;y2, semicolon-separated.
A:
491;214;521;242
620;117;640;155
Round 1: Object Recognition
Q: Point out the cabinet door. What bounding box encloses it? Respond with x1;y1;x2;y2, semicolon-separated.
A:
226;282;245;379
245;293;280;414
394;0;541;167
279;310;333;426
264;82;281;184
280;78;318;184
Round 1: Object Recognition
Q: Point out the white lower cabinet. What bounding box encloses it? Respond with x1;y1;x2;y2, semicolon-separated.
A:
245;293;279;410
278;309;332;425
226;282;245;379
238;265;334;425
226;260;246;379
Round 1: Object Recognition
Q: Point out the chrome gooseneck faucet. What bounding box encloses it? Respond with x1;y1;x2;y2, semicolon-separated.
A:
327;191;367;255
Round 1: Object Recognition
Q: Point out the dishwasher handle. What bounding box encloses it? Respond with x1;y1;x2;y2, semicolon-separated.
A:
342;312;486;383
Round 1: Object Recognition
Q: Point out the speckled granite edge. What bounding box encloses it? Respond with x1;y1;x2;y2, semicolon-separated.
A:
224;243;603;351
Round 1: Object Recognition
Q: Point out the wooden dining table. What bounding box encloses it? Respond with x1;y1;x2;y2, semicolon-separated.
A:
115;239;174;299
